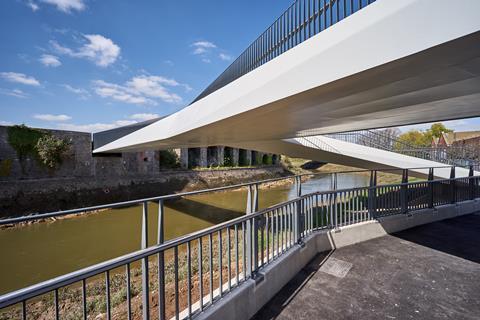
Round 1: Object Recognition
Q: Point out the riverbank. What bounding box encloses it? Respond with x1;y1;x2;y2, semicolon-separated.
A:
0;166;287;218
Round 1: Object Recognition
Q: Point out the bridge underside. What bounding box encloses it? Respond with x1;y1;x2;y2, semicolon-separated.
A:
92;0;480;177
94;0;480;154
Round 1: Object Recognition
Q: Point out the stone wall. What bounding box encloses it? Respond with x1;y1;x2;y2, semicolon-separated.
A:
0;125;285;217
0;126;160;181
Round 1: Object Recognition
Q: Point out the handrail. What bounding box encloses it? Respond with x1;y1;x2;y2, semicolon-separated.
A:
0;164;454;225
192;0;377;103
1;173;479;312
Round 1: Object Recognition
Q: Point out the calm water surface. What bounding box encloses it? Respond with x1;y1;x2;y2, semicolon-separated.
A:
0;173;368;294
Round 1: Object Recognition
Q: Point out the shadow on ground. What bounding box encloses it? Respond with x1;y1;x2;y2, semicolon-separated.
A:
252;213;480;320
392;213;480;263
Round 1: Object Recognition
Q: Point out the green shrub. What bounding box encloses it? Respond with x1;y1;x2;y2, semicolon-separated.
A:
36;135;71;169
262;154;273;165
159;149;179;168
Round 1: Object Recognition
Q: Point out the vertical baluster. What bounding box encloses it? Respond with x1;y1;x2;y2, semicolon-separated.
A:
235;224;239;286
308;0;312;38
227;228;231;291
157;200;165;320
126;264;132;320
187;241;192;318
218;230;223;297
22;300;26;320
280;207;284;253
266;211;270;262
276;208;280;256
242;221;246;281
337;0;340;22
198;237;203;311
174;246;179;320
141;202;150;320
106;270;111;320
209;234;213;305
54;288;59;320
81;279;87;320
260;214;265;266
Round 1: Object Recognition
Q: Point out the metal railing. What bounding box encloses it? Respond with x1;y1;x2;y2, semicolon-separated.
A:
193;0;376;103
1;167;479;319
326;129;480;170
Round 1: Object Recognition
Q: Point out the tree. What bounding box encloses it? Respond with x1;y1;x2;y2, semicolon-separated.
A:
395;123;453;150
395;130;430;149
425;123;452;140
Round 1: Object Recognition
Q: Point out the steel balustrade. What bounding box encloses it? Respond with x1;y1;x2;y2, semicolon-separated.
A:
1;171;479;319
327;129;480;170
192;0;376;103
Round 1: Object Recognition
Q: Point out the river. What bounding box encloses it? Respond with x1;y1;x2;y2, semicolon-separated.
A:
0;173;368;295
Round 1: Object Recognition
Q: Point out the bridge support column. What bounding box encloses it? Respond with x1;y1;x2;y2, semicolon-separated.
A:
232;148;239;166
217;146;225;166
245;150;252;166
199;147;208;167
179;148;188;169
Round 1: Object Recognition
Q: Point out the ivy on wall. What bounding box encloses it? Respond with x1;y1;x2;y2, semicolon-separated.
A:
7;124;71;170
7;125;45;161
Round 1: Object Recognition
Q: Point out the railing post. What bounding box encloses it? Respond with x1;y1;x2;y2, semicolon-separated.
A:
295;176;302;197
450;166;456;204
469;165;475;200
296;197;304;243
368;170;377;218
401;169;408;213
245;183;259;278
141;201;150;320
157;200;165;320
428;168;434;209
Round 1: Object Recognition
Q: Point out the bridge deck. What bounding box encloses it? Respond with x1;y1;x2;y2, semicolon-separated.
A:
253;213;480;320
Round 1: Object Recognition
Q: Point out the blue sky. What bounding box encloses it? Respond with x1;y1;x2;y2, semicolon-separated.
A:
0;0;479;133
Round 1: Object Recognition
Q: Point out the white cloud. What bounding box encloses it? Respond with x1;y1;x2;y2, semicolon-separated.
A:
27;1;40;11
40;0;85;13
129;113;160;121
39;54;62;67
202;58;211;64
191;41;216;55
61;84;90;99
0;120;14;126
58;120;137;133
219;53;233;61
51;34;120;67
0;88;29;98
34;114;72;121
92;74;185;105
0;72;40;86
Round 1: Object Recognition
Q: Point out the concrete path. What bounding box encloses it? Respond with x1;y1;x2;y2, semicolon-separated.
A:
252;213;480;320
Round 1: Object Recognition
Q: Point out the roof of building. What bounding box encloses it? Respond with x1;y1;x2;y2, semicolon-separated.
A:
442;131;480;145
